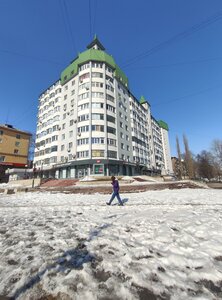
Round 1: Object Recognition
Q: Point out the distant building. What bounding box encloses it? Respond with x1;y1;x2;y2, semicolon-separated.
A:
34;37;173;178
0;124;32;182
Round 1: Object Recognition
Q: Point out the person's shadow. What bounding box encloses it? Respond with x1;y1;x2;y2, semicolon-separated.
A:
112;198;129;205
122;198;129;204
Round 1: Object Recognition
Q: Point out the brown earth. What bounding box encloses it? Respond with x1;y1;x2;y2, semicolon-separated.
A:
37;180;205;194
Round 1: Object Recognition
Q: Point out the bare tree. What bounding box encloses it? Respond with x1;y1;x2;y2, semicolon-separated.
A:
211;139;222;179
196;151;216;180
28;133;36;168
176;136;183;179
183;134;194;179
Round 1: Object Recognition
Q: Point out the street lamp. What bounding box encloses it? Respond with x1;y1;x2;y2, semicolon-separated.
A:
24;164;28;179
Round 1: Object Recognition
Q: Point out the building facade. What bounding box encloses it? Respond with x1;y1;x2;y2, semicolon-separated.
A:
0;124;32;182
34;37;173;178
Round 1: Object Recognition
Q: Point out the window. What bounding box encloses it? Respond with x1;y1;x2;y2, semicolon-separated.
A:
92;72;103;78
51;146;58;152
78;125;89;132
120;122;123;128
78;103;89;111
106;104;115;113
15;141;20;147
0;130;3;135
107;115;115;123
16;134;21;139
92;125;104;132
106;94;114;102
121;143;124;150
14;149;19;154
92;92;104;98
0;156;5;162
91;137;104;144
92;82;103;88
92;103;103;109
79;82;90;90
50;156;57;163
72;80;75;86
92;113;104;120
79;73;90;82
107;151;117;158
64;95;67;100
62;123;65;129
92;150;104;157
69;130;73;138
94;164;104;175
0;138;2;143
68;142;73;149
92;62;103;68
71;90;75;95
77;138;89;145
107;126;116;134
79;63;90;71
106;84;114;92
61;145;65;151
77;150;89;158
78;114;89;122
62;134;65;140
106;75;113;83
78;92;89;100
106;66;113;73
107;138;116;146
52;135;58;141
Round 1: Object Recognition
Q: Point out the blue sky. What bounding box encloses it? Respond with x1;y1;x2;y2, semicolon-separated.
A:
0;0;222;156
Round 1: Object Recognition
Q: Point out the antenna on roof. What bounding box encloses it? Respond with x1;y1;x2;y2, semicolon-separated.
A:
5;108;10;124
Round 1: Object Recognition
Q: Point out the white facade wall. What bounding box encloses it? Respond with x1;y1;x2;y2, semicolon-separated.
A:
160;127;173;174
34;81;62;170
34;40;172;178
151;118;165;171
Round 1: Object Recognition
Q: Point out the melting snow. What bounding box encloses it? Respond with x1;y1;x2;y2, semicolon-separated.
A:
0;188;222;299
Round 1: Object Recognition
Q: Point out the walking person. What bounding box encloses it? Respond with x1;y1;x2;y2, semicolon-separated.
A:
106;176;123;206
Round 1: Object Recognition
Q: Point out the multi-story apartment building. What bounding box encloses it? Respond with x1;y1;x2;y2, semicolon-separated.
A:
34;37;173;178
0;124;32;182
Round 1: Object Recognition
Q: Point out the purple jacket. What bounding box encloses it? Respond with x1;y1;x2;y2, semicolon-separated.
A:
112;179;119;193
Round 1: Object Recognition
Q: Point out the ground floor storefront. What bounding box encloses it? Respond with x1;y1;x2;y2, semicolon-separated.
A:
39;159;160;179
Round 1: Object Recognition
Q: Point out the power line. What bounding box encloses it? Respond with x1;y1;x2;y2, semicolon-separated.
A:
125;56;222;70
122;11;222;68
92;0;98;37
152;84;222;107
0;48;63;65
59;0;77;54
89;0;92;40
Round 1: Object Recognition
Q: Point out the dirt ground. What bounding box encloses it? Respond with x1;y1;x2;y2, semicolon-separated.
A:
39;181;205;194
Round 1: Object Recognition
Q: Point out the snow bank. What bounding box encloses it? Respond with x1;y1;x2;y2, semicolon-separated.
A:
0;188;222;299
79;176;96;182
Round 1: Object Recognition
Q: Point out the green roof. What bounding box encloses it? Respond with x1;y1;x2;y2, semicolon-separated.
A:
86;35;105;50
158;120;169;131
140;95;146;104
61;42;129;87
